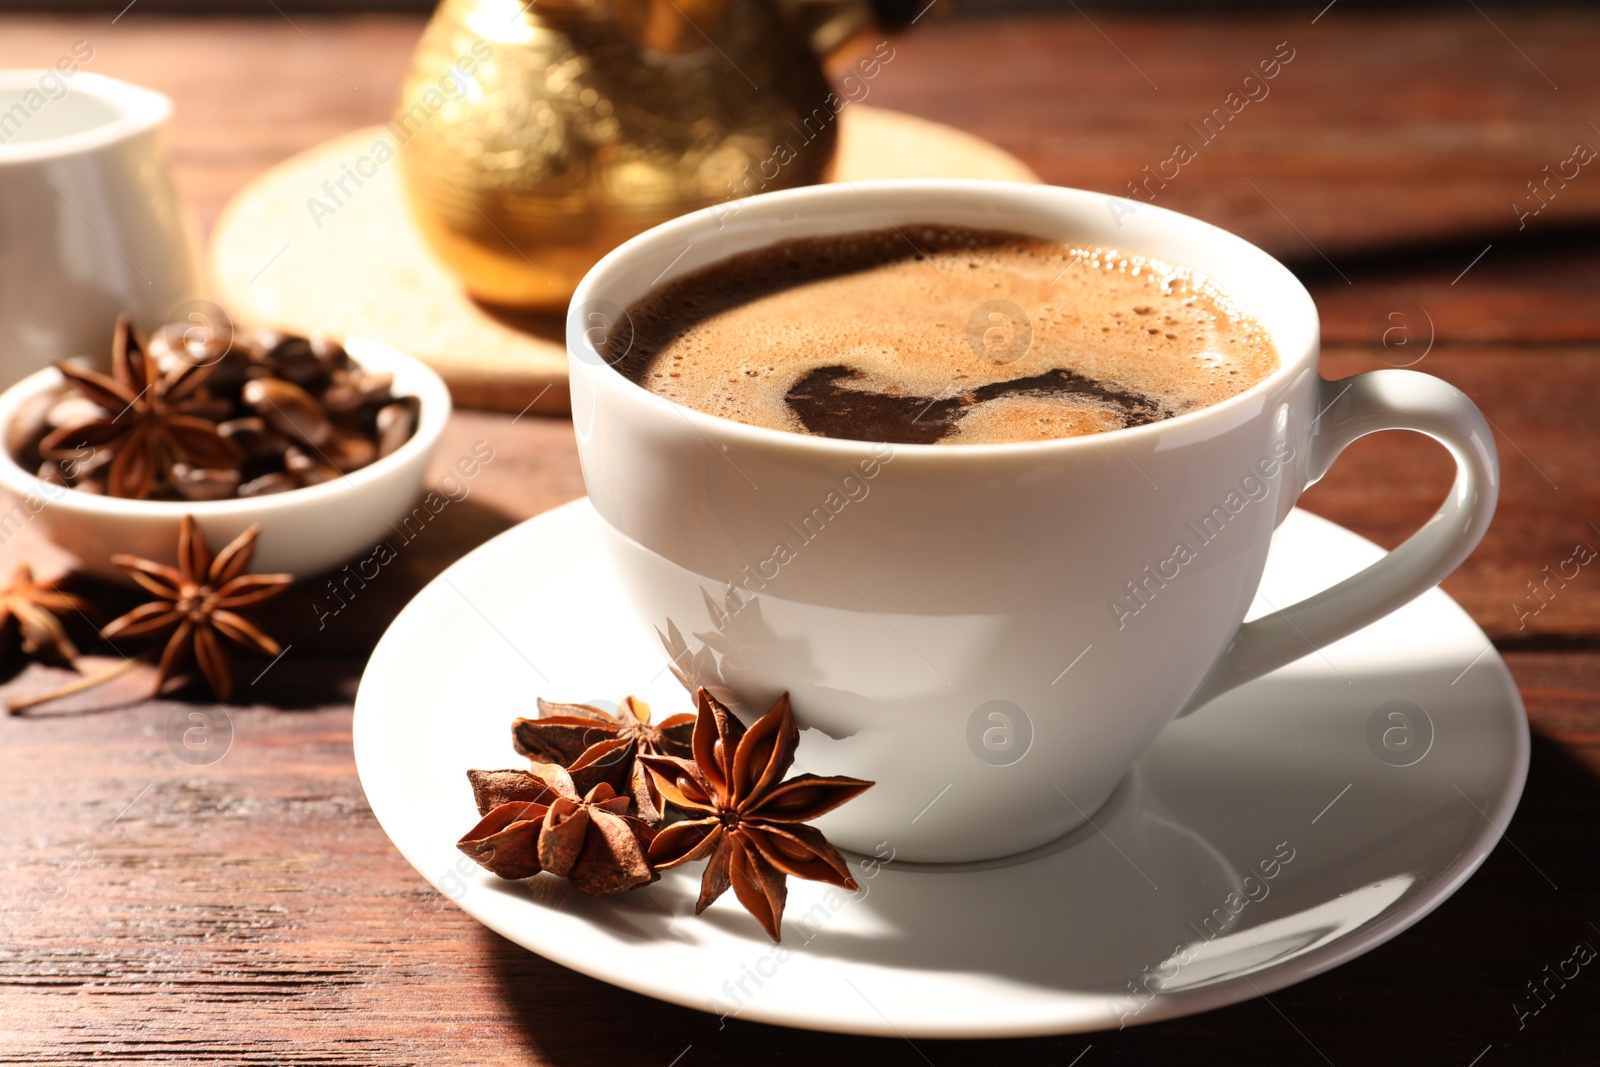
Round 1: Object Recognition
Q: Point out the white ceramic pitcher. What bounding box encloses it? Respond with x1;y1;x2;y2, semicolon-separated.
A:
0;69;200;386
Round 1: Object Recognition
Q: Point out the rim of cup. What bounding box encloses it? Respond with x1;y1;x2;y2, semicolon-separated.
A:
568;179;1321;460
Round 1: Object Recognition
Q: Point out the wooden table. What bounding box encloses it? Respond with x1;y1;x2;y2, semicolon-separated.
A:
2;8;1597;1064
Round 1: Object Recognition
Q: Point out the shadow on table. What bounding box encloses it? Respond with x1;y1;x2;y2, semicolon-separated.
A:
482;728;1599;1065
249;495;523;705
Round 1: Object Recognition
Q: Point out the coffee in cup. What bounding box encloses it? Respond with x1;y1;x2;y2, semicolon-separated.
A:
615;225;1278;445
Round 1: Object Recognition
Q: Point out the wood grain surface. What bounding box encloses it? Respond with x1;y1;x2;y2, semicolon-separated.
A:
1;8;1598;1065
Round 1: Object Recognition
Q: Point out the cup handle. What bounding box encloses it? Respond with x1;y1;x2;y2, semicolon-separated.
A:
1180;370;1500;715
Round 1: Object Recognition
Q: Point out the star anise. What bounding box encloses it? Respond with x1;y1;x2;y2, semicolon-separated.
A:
39;315;242;499
100;515;292;700
513;695;695;824
457;761;658;895
640;689;873;941
0;564;88;663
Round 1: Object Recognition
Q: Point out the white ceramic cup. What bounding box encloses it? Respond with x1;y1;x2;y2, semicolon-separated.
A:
567;180;1499;863
0;70;201;388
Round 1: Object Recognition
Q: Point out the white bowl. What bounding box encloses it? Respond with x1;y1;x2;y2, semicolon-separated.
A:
0;337;451;580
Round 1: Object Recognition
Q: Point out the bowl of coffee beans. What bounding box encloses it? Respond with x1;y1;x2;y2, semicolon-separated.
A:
0;315;451;580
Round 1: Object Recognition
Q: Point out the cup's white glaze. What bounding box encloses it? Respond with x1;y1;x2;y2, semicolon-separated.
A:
567;181;1499;862
0;70;201;387
0;339;451;580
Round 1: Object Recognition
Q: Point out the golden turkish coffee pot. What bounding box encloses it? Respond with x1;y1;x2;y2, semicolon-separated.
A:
395;0;899;309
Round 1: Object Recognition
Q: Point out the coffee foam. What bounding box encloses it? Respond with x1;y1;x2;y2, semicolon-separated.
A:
616;226;1279;444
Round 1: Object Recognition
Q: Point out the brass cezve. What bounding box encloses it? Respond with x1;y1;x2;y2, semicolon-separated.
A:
396;0;877;308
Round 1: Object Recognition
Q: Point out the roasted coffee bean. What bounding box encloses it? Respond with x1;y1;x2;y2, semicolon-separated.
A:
149;322;232;372
321;375;362;414
218;417;289;459
238;472;296;497
205;347;253;394
217;415;264;438
375;401;416;458
170;463;242;501
329;433;377;473
284;445;341;486
243;378;332;447
261;335;324;385
47;395;109;430
309;336;351;373
322;370;395;414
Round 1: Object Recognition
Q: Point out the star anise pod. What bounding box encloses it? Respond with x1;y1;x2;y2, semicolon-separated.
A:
513;695;695;824
640;689;873;942
39;315;242;499
0;564;88;663
100;515;292;700
458;761;658;895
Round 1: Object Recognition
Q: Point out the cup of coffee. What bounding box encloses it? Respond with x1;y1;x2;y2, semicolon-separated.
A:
567;180;1497;863
0;70;201;387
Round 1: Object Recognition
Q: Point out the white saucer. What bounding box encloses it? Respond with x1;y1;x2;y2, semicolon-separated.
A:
353;500;1527;1038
